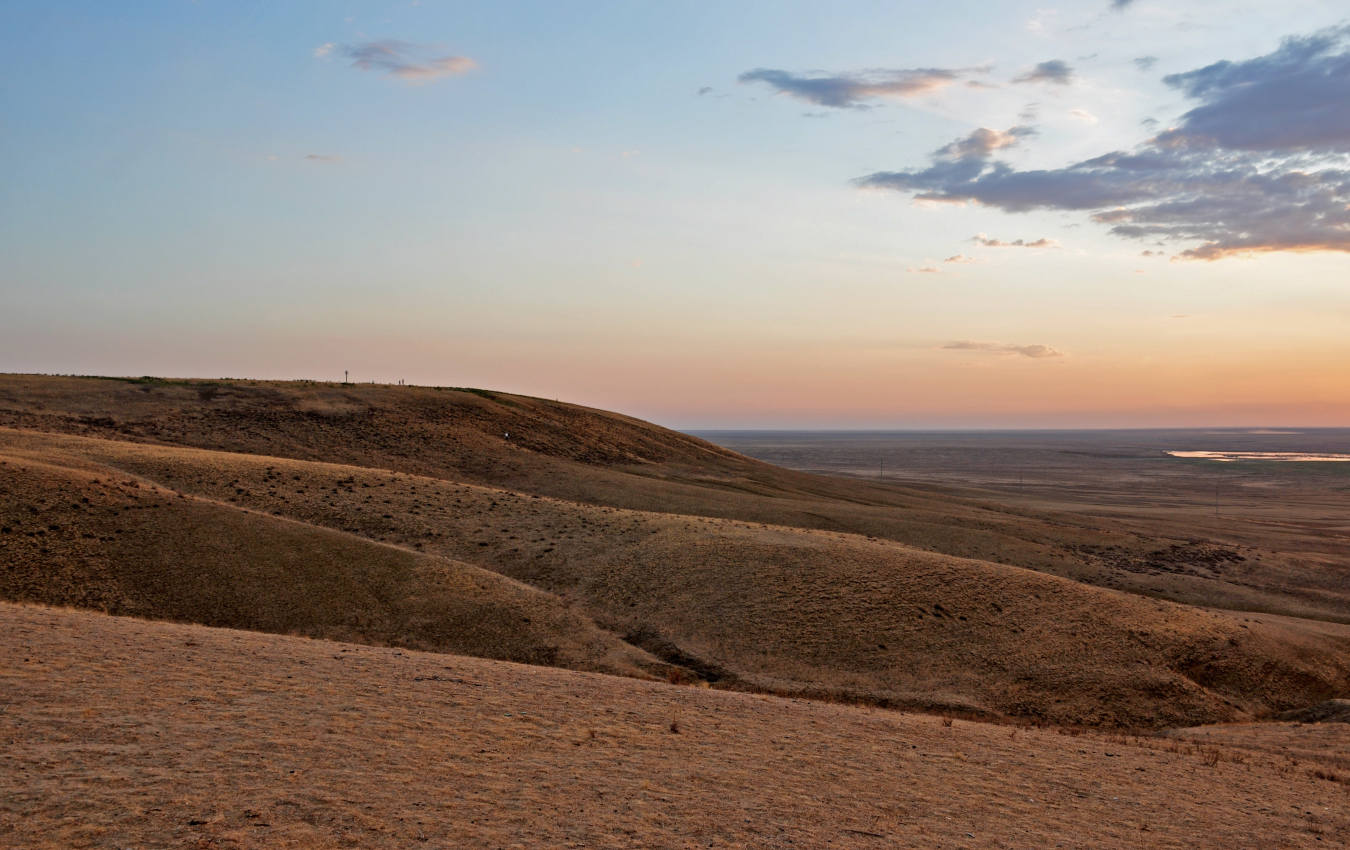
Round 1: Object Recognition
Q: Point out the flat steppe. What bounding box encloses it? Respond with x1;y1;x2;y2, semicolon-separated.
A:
4;602;1348;849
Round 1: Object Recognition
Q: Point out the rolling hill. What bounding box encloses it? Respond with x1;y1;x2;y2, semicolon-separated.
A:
3;374;1348;728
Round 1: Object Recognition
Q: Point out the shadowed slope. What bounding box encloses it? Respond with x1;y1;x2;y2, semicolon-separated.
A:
0;451;659;678
6;428;1347;728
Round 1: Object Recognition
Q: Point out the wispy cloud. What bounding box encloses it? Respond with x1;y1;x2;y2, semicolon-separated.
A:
321;40;477;83
855;26;1350;259
970;234;1058;248
937;126;1037;159
303;153;341;162
738;65;986;109
942;341;1064;358
1111;0;1137;10
1013;60;1074;85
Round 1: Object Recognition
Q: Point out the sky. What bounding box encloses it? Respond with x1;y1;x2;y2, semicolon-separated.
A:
2;0;1348;428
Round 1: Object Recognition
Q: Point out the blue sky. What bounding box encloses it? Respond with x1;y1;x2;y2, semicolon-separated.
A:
3;1;1348;427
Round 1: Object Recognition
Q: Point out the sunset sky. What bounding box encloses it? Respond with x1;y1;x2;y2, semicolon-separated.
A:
3;1;1348;427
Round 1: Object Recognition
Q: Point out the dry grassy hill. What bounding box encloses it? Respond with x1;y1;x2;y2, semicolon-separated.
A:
4;424;1348;728
5;375;1344;623
3;374;1346;624
3;374;1349;728
4;603;1348;849
0;448;659;679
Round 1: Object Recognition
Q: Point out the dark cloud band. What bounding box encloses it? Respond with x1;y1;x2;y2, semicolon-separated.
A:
856;26;1350;259
738;66;983;109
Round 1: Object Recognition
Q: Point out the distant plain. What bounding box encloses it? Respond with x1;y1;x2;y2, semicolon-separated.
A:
696;428;1350;616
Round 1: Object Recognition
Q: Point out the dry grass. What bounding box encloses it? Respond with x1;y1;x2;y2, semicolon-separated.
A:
0;449;660;679
5;374;1346;624
4;427;1348;728
3;602;1348;849
1169;718;1350;774
1;374;1348;729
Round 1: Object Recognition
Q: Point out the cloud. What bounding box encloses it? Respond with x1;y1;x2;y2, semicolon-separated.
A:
326;40;477;82
1134;56;1158;71
313;43;335;59
1069;108;1099;124
1157;25;1350;152
970;234;1059;248
697;86;713;96
943;254;977;263
907;266;942;273
1013;60;1074;85
737;66;983;109
942;341;1064;358
303;154;341;162
936;126;1037;159
855;26;1350;259
1111;0;1137;9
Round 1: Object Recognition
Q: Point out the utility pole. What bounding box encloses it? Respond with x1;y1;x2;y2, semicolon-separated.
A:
344;370;348;385
879;458;884;480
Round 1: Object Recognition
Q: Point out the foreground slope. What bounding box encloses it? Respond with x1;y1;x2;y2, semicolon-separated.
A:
4;374;1346;623
3;603;1347;849
5;428;1348;727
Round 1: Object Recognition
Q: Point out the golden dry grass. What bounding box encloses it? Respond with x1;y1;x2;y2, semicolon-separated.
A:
0;448;659;679
4;427;1348;728
3;602;1348;849
3;373;1346;623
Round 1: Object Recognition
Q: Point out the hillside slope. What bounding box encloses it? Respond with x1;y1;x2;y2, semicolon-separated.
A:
3;373;1346;622
0;450;659;679
4;603;1348;849
5;428;1348;728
